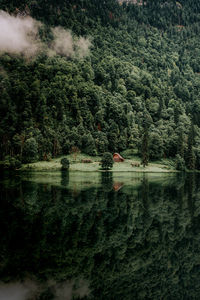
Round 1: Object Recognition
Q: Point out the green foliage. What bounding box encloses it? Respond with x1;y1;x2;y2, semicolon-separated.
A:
23;137;38;163
149;131;164;160
101;152;114;170
82;133;97;156
194;148;200;170
3;155;22;170
175;154;186;171
186;124;196;170
61;157;70;170
141;125;149;167
121;149;136;159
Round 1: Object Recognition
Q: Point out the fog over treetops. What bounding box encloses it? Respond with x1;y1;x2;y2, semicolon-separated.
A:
0;10;91;58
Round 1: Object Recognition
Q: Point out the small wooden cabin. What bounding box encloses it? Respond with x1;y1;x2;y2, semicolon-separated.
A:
113;153;125;162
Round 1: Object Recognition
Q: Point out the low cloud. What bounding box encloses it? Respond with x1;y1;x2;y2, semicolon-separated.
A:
0;10;41;56
51;27;74;57
53;279;90;300
0;10;91;58
0;279;90;300
75;37;91;58
50;27;91;58
0;281;37;300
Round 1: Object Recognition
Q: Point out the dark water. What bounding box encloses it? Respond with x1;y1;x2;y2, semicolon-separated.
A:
0;171;200;300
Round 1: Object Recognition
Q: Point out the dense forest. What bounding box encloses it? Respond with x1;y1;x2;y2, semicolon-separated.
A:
1;0;200;169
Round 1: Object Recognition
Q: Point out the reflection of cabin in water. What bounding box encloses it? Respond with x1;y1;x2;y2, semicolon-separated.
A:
113;153;125;162
113;182;124;191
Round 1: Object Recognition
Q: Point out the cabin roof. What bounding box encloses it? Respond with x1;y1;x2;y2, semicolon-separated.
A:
113;153;124;160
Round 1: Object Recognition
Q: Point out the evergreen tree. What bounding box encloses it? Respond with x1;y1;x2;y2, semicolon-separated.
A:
141;127;149;168
101;152;114;170
177;129;185;158
141;111;151;167
186;123;195;170
23;137;38;163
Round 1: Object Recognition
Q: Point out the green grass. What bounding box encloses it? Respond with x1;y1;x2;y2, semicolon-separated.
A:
20;153;177;173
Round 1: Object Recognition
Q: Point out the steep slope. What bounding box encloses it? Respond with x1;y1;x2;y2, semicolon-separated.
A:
1;0;200;170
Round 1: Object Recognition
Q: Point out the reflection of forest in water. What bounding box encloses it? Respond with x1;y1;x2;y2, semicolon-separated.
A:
0;172;200;299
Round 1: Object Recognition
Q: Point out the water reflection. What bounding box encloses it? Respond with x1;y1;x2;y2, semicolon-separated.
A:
61;171;69;187
0;172;200;299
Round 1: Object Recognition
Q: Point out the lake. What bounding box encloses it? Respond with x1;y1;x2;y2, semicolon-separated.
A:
0;171;200;300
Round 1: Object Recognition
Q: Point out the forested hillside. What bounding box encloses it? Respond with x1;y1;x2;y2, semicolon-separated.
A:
1;0;200;169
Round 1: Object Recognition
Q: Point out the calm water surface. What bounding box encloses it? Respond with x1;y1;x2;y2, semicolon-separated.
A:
0;171;200;300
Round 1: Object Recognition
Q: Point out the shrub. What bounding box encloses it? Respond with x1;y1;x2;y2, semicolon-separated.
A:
9;157;22;169
101;152;113;170
61;157;70;170
121;149;135;159
3;156;22;170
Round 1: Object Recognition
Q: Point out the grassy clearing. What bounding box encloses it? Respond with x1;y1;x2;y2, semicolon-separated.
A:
20;153;177;173
111;159;175;173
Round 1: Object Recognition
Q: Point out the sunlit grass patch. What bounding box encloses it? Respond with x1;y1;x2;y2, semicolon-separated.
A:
20;153;176;172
